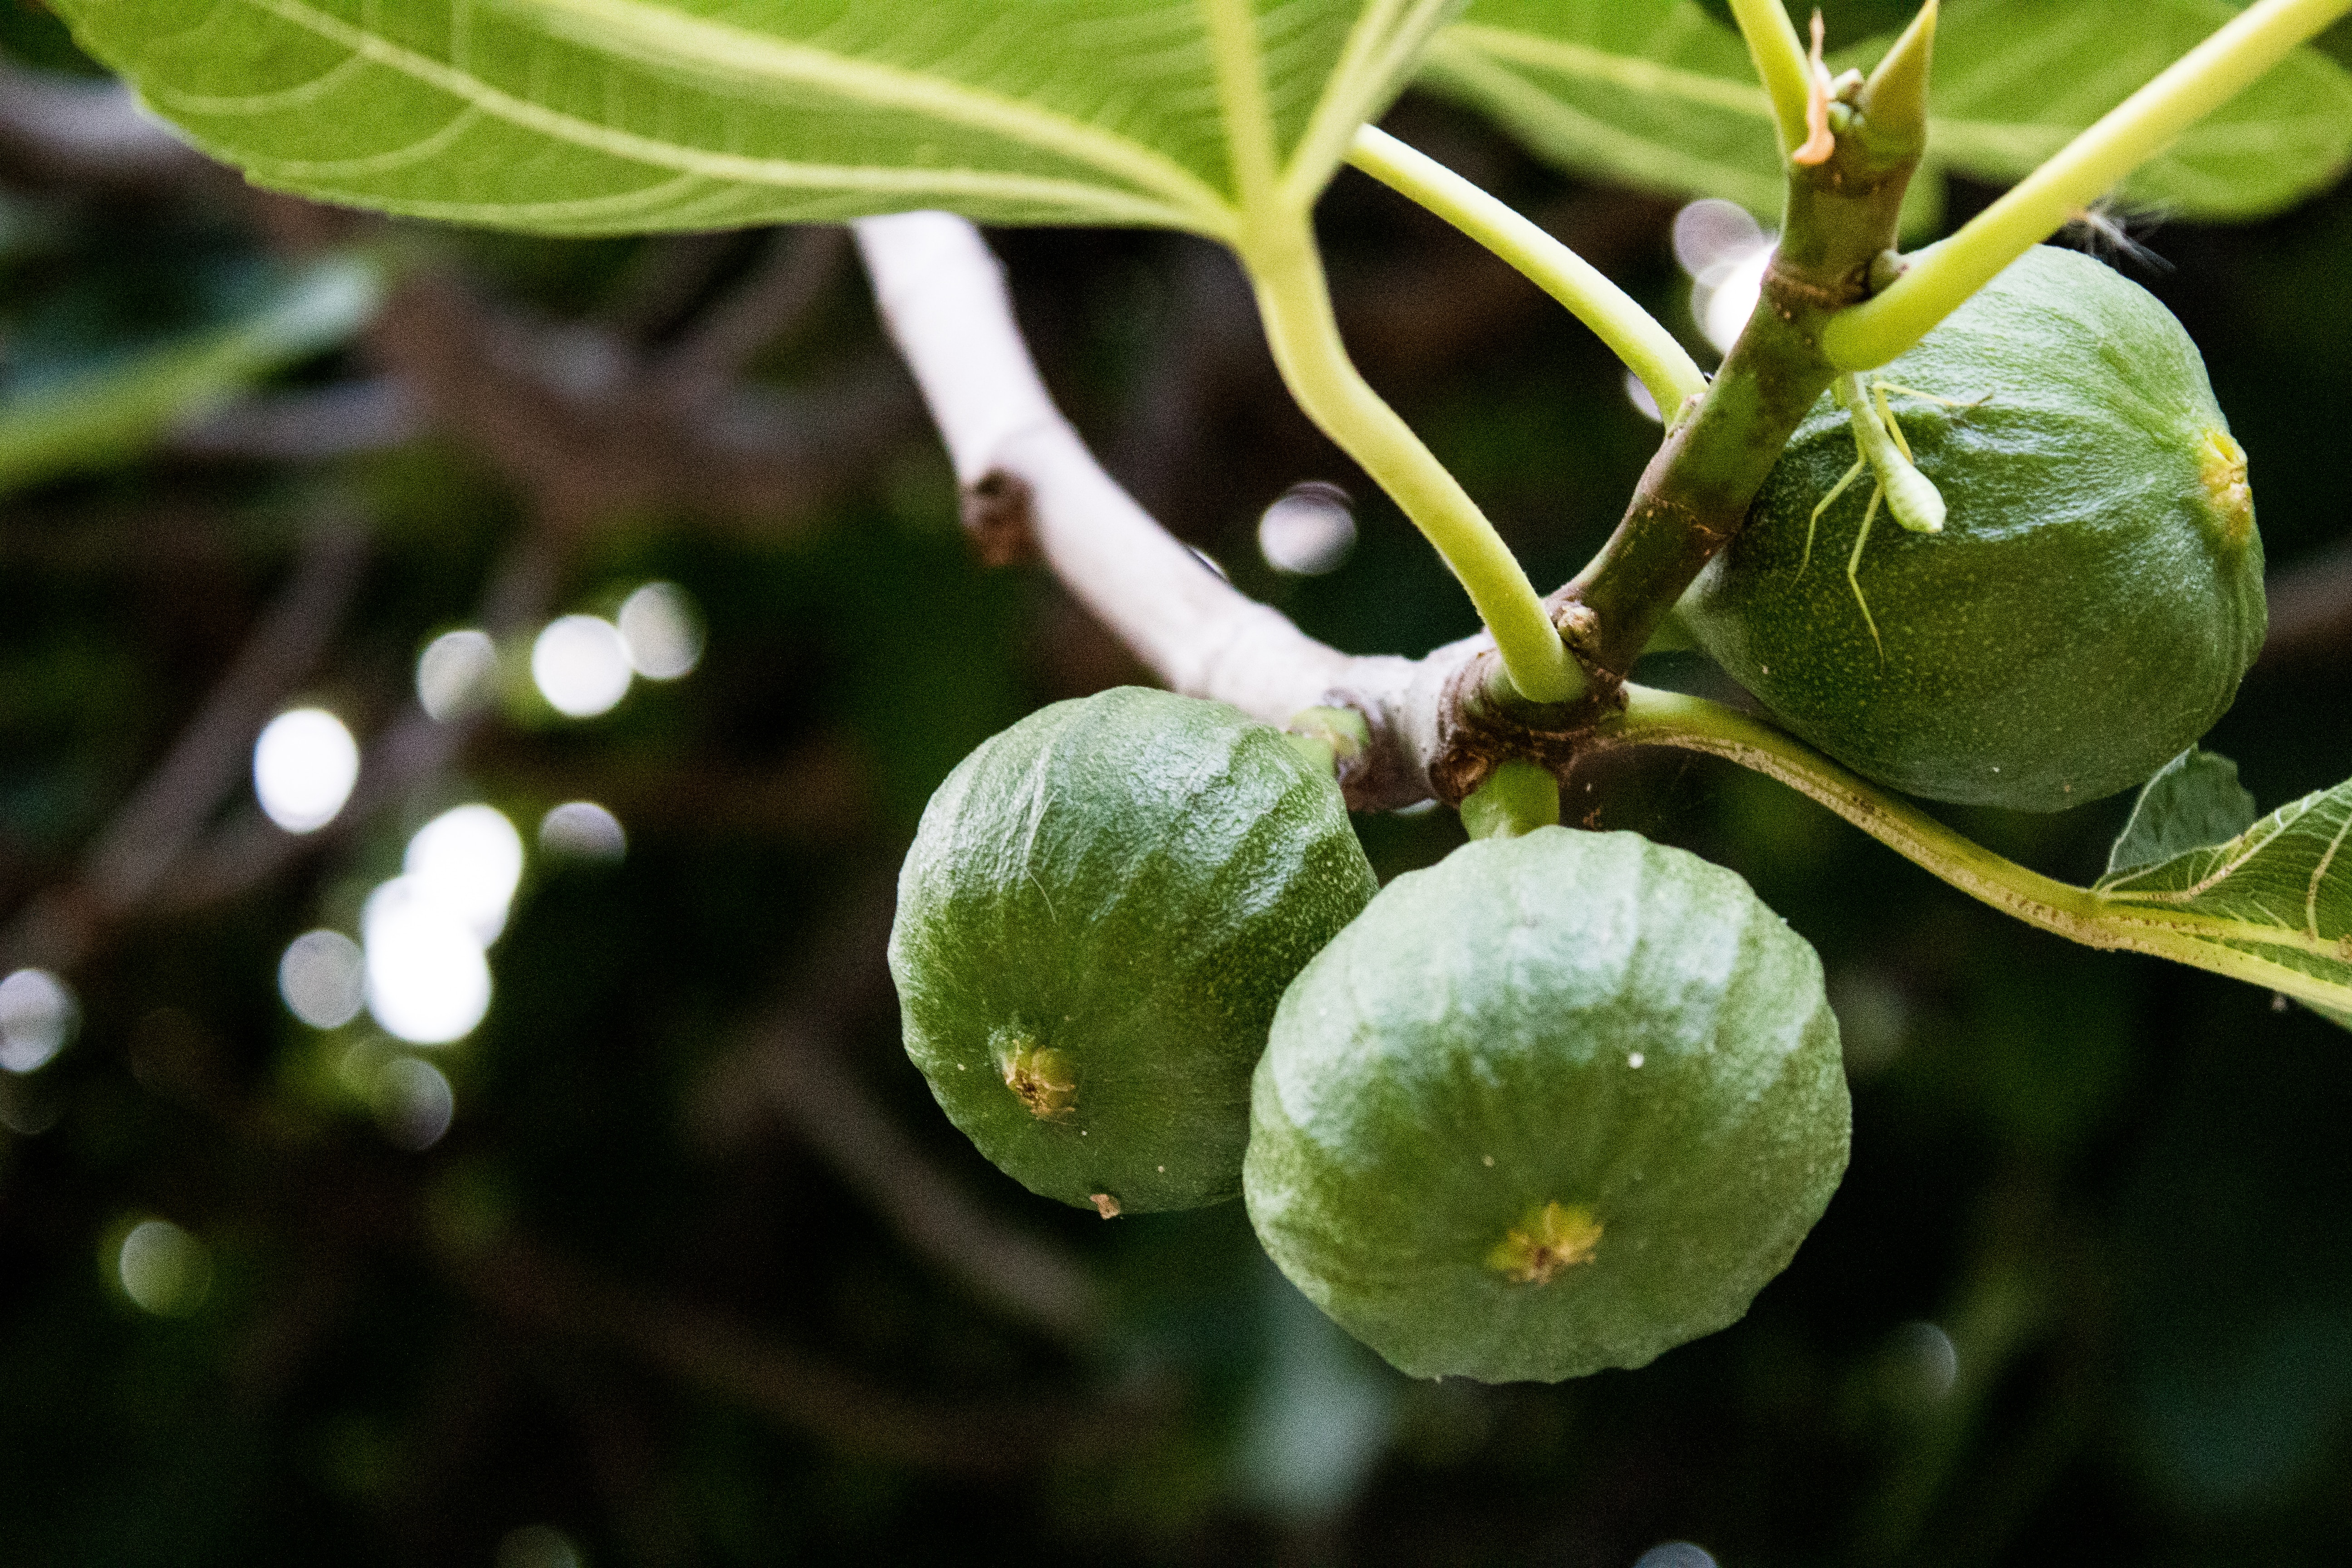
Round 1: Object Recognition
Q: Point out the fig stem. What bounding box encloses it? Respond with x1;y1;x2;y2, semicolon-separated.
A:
1345;127;1709;417
1605;686;2350;1014
1460;758;1562;840
1726;0;1817;155
1284;705;1370;779
1240;215;1583;706
1825;0;2352;370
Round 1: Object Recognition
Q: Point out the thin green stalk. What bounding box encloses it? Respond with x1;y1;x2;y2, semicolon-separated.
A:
1825;0;2352;369
1605;686;2350;1011
1241;217;1582;705
1461;757;1562;840
1729;0;1816;153
1346;126;1709;417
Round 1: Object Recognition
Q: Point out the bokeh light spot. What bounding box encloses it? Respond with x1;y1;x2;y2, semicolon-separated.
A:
363;879;492;1045
0;969;77;1073
253;707;360;833
404;804;524;944
539;801;627;863
416;628;497;722
497;1525;583;1568
1671;198;1764;276
1673;198;1778;357
1633;1544;1717;1568
1258;481;1357;576
1624;368;1663;424
531;615;632;718
1887;1319;1960;1407
617;581;705;680
116;1218;211;1316
375;1055;455;1151
278;930;365;1029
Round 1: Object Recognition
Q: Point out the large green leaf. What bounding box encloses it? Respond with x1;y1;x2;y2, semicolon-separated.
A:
0;256;381;495
2094;776;2352;1029
50;0;1461;239
1422;0;2352;222
1419;0;1784;215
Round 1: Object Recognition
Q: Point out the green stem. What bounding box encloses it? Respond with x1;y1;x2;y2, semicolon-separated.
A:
1460;757;1562;840
1241;216;1582;705
1825;0;2352;369
1605;685;2350;1012
1729;0;1818;154
1346;127;1709;416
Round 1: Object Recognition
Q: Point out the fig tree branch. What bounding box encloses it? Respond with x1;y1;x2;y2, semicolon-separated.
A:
1545;4;1937;698
856;208;1457;807
2259;538;2352;668
651;224;851;401
441;1225;1148;1477
856;208;2349;1019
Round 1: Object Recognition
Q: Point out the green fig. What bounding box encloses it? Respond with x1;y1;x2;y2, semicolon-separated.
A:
1685;244;2264;810
1246;827;1848;1382
890;687;1377;1215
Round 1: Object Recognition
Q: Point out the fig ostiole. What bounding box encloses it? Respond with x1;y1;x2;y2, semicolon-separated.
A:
1245;826;1849;1384
889;687;1377;1215
1687;244;2265;811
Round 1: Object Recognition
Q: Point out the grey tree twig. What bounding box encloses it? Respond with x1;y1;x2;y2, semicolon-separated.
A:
0;511;371;972
442;1228;1146;1475
655;225;852;402
689;879;1106;1348
170;380;423;462
855;212;1467;809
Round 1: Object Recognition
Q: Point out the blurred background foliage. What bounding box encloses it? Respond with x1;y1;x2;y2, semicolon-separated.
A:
0;2;2349;1564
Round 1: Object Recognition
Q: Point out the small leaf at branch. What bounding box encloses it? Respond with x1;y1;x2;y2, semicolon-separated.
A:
2094;776;2352;1029
50;0;1460;238
2103;747;2260;882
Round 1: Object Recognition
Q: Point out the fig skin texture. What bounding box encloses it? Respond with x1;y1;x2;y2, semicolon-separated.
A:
890;686;1377;1215
1245;828;1848;1383
1685;244;2265;811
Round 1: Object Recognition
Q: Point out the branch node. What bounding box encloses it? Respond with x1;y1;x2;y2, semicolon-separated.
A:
1427;652;1620;808
959;469;1040;567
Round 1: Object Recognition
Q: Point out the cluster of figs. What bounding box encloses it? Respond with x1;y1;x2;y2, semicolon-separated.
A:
889;247;2265;1382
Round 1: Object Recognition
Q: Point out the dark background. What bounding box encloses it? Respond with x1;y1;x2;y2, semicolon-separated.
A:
0;2;2349;1563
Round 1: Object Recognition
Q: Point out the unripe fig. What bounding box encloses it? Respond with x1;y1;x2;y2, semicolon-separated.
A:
890;687;1377;1215
1246;827;1848;1383
1685;244;2265;810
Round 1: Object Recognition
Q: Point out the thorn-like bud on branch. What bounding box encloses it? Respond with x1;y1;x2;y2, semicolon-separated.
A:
1856;0;1937;167
1791;12;1837;167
